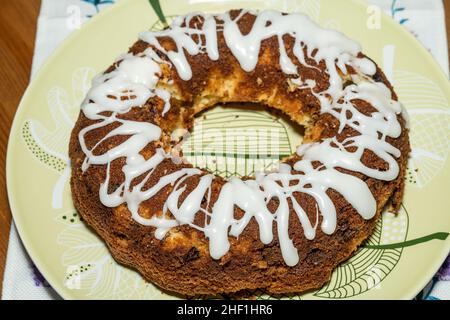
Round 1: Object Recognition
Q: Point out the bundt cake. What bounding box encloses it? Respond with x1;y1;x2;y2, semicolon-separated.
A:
69;9;410;296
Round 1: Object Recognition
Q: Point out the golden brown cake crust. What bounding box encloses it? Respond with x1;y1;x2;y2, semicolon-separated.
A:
69;11;410;296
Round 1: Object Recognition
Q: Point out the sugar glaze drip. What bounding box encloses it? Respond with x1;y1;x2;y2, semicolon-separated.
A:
78;10;406;266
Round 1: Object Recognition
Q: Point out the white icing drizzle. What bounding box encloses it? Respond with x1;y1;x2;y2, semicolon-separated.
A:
78;10;406;266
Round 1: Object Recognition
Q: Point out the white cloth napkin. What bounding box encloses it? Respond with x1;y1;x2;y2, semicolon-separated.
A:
2;0;449;300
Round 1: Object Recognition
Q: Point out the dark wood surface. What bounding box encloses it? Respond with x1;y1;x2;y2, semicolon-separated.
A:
0;0;449;298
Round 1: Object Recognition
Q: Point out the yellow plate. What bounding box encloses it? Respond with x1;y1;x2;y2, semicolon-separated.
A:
7;0;450;299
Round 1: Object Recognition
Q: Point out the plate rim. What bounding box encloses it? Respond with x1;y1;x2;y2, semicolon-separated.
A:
6;0;450;300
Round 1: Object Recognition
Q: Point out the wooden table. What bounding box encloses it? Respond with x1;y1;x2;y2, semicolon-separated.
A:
0;0;41;296
0;0;449;298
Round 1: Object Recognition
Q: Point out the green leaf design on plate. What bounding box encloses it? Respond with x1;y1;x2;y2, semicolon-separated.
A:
22;121;67;172
182;105;301;178
148;0;167;27
150;15;176;31
365;232;449;250
193;289;302;300
314;205;409;299
254;290;302;300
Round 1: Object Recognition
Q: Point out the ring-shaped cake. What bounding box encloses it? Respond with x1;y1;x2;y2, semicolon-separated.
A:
69;10;410;295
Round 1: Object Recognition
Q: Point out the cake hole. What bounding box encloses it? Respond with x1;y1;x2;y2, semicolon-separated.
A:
179;102;305;178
